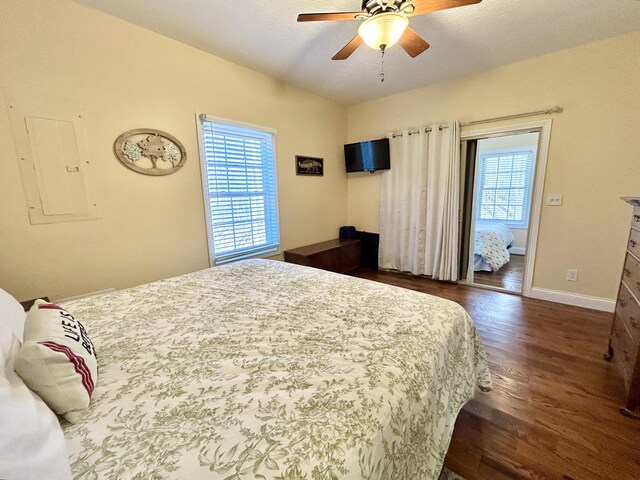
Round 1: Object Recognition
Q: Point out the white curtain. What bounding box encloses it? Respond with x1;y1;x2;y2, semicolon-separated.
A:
379;121;460;280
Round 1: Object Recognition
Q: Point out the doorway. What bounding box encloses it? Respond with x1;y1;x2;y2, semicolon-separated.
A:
458;120;552;297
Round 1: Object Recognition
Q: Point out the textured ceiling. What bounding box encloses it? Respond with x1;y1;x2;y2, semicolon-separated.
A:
75;0;640;105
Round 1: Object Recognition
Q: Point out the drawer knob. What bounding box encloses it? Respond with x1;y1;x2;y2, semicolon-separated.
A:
634;214;640;222
619;299;627;307
625;268;632;276
630;239;638;248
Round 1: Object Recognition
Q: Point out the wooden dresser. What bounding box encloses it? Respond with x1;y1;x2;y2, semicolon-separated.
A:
284;238;361;274
606;197;640;417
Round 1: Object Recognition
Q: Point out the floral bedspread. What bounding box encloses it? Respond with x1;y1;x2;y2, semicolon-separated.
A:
61;259;491;480
474;223;516;271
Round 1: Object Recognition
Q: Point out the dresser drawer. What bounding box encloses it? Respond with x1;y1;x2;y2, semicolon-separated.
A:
632;206;640;231
628;228;640;259
617;283;640;345
611;313;638;389
621;253;640;297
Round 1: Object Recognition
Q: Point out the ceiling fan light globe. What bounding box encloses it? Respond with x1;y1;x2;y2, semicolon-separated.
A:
358;12;409;50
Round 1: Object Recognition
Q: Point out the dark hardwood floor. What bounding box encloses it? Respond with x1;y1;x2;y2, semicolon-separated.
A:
349;268;640;480
473;254;525;292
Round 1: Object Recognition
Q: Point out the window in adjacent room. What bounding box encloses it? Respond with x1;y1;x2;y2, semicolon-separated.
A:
476;146;536;228
198;115;280;265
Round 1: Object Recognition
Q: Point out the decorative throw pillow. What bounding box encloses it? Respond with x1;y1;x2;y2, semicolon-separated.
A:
14;300;97;423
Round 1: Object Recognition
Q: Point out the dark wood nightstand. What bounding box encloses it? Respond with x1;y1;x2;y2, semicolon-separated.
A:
284;239;361;274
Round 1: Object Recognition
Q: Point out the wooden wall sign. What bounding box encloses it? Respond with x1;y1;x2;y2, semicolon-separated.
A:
114;129;186;176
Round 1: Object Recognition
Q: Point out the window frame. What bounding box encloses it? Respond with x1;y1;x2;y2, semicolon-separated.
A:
475;145;537;229
196;114;281;266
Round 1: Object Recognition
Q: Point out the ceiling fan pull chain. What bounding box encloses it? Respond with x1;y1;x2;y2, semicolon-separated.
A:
380;47;385;82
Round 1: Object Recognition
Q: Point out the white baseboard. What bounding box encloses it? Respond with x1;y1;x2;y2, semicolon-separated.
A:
509;247;526;255
530;287;615;312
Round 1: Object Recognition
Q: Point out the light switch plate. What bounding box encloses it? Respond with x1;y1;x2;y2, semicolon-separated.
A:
546;193;563;206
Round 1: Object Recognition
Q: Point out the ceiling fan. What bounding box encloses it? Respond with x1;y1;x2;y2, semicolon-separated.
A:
297;0;482;60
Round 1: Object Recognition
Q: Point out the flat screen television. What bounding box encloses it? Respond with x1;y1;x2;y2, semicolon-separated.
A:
344;138;390;173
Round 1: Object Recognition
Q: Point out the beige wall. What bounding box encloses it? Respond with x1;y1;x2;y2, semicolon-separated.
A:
2;0;637;303
347;32;640;299
0;0;347;301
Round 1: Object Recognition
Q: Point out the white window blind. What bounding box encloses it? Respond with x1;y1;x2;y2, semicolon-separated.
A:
200;118;280;264
477;149;534;227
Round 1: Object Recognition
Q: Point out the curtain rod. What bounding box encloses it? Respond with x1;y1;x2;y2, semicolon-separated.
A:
392;125;447;138
461;105;563;127
390;106;562;138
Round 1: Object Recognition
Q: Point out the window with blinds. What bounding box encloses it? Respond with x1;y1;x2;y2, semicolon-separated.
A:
477;149;534;227
199;117;280;265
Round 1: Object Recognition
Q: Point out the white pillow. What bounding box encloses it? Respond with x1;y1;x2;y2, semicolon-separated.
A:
0;288;26;363
0;336;72;480
15;300;97;423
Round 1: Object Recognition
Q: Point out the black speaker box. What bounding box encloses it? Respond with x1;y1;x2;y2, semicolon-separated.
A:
339;226;357;239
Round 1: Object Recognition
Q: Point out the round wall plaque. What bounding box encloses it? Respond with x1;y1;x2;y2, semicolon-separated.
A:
114;128;186;176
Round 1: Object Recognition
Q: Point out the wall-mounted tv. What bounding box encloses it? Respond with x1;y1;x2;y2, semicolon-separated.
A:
344;138;390;173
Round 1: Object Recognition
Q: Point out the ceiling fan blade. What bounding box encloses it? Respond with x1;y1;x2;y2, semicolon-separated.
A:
297;12;361;22
332;35;364;61
408;0;481;16
399;27;430;58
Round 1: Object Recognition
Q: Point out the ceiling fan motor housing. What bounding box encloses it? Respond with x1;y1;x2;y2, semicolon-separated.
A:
362;0;408;15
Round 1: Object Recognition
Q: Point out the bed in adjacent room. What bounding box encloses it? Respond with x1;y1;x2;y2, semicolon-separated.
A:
54;259;491;479
474;223;516;272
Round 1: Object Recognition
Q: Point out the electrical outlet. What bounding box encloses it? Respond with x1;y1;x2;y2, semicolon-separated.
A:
566;269;578;282
546;193;563;206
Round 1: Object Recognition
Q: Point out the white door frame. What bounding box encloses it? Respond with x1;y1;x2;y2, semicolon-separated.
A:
460;119;552;297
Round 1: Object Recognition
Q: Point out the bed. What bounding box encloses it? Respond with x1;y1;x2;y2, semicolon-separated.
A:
60;259;491;479
474;223;516;272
